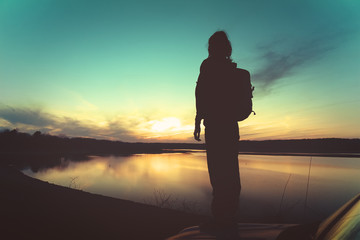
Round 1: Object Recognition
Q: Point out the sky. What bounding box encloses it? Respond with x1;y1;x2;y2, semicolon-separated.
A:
0;0;359;142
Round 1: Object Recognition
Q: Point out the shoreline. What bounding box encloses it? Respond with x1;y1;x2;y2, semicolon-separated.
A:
2;150;360;158
164;149;360;158
0;164;208;240
237;151;360;158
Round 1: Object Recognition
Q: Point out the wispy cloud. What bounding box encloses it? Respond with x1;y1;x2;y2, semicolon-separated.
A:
64;89;99;111
0;105;137;142
252;30;346;93
0;107;54;126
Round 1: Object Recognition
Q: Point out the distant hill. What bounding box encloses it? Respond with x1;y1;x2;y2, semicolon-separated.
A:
1;129;359;155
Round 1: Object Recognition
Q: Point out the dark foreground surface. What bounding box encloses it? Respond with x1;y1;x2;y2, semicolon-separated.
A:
0;165;208;240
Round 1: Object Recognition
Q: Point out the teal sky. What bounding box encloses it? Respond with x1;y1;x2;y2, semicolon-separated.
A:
1;0;359;142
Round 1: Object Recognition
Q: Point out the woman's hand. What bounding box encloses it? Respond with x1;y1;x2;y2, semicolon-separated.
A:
194;117;201;141
194;125;201;141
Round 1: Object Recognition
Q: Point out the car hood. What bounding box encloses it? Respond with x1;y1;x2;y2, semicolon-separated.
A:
167;223;298;240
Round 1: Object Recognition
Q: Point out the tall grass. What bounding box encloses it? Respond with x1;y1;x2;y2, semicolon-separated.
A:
143;188;201;214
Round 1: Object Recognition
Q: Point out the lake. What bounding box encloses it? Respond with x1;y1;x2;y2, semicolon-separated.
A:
22;151;360;223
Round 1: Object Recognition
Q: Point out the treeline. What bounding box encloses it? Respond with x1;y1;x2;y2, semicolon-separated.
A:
238;139;360;154
0;129;176;154
1;129;359;155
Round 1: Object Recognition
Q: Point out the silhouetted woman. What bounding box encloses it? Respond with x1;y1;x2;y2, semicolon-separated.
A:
194;31;248;237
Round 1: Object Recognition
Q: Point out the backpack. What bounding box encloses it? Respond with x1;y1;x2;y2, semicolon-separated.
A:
197;60;255;122
228;68;255;121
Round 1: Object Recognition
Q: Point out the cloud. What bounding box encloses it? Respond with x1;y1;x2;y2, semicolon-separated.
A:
0;106;54;126
0;105;138;142
0;105;194;142
252;30;345;93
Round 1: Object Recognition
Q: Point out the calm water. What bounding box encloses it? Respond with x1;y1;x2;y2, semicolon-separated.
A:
23;151;360;223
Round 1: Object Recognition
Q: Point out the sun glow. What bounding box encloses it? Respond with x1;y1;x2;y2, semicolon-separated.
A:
134;117;194;141
150;117;181;132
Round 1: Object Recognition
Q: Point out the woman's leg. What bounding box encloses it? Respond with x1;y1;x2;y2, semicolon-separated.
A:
205;121;240;226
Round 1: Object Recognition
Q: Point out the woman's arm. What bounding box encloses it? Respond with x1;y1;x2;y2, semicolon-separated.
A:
194;60;208;141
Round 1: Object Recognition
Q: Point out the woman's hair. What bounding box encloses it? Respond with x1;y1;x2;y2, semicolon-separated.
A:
208;31;232;59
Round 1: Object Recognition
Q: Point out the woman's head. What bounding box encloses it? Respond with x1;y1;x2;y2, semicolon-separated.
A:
208;31;232;59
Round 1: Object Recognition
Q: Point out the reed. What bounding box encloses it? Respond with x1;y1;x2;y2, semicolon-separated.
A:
278;173;292;217
304;156;313;220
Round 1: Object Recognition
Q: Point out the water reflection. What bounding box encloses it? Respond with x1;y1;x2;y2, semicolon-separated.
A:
23;152;360;223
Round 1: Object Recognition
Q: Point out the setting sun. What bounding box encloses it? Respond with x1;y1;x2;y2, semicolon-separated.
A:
150;117;181;132
133;117;193;141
